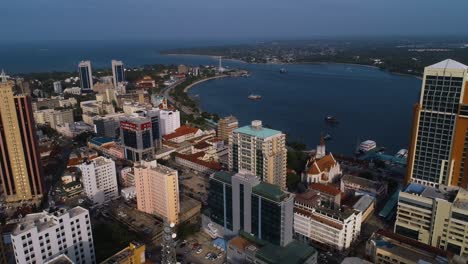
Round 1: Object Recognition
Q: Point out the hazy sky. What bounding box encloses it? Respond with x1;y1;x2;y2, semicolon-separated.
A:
3;0;468;41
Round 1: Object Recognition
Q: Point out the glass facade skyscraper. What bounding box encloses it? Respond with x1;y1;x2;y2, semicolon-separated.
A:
78;60;93;91
406;59;468;187
112;60;125;86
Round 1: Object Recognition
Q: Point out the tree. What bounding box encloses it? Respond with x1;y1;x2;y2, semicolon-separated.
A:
287;172;301;191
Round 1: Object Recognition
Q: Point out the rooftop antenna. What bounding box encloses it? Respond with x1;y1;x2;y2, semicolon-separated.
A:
1;69;7;83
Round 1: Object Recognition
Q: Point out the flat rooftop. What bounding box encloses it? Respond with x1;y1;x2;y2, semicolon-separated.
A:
212;171;234;184
404;183;457;202
234;124;281;139
252;182;288;202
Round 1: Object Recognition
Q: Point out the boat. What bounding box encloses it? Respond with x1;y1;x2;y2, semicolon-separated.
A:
248;94;262;100
358;140;377;153
323;134;332;140
280;68;287;74
325;115;338;123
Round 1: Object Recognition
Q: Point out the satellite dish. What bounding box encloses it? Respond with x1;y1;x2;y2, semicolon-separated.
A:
170;222;175;228
172;233;177;239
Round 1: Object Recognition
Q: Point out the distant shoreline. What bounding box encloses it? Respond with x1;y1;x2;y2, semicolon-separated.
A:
163;52;421;79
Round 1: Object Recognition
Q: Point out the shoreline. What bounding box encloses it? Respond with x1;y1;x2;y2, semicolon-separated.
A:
183;75;229;93
163;52;421;79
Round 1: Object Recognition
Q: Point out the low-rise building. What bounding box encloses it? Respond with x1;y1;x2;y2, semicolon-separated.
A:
294;191;362;251
340;174;388;199
162;125;202;143
352;194;376;222
303;139;341;184
175;151;222;174
227;232;317;264
10;207;95;264
101;242;146;264
366;229;452;264
56;122;94;138
121;186;137;201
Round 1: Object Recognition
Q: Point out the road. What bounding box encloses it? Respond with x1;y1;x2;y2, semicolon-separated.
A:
161;79;199;116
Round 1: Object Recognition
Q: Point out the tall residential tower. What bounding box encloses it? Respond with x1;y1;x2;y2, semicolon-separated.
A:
78;60;93;91
0;75;43;202
229;120;287;189
406;59;468;187
111;60;125;86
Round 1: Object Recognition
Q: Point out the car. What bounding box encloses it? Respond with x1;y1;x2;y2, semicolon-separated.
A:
196;248;203;254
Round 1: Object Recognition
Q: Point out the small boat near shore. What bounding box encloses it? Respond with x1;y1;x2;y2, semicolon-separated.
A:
280;68;287;74
248;94;262;100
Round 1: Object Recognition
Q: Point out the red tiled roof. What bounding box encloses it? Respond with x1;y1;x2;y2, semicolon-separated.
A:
309;183;341;196
307;154;337;175
193;141;211;150
163;125;200;141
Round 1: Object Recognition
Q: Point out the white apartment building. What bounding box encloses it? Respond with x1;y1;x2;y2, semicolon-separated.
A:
79;157;118;205
158;109;180;136
294;194;362;251
10;207;95;264
228;120;287;189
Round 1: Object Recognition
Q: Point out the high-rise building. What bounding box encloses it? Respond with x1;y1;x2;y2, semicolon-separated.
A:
93;113;125;138
406;59;468;187
394;183;468;256
207;171;294;246
10;207;95;264
78;60;93;91
229;120;287;189
134;160;180;223
0;77;43;202
120;116;154;162
112;60;125;86
159;109;180;136
53;81;62;94
217;115;238;142
79;156;118;205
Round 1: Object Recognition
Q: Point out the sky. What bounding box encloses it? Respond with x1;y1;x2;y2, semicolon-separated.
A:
2;0;468;42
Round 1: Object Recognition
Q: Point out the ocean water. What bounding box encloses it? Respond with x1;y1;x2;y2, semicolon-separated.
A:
0;41;421;155
189;63;421;155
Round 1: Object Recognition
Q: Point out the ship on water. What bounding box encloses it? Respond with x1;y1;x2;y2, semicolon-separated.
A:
248;94;262;100
280;68;287;74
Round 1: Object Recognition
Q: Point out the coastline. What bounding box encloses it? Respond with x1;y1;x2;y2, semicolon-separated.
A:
183;74;229;93
163;52;421;79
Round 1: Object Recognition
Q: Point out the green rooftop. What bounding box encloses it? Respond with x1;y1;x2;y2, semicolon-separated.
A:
234;123;281;139
255;241;317;264
252;182;287;202
212;171;234;184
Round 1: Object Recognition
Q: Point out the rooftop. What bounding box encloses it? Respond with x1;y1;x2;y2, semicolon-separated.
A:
163;125;200;141
212;171;234;184
89;137;115;146
352;194;376;212
404;183;457;202
453;188;468;211
255;240;317;264
427;59;468;70
308;154;337;175
309;183;341;196
372;229;451;263
44;254;74;264
252;182;287;202
234;121;282;139
341;174;385;191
